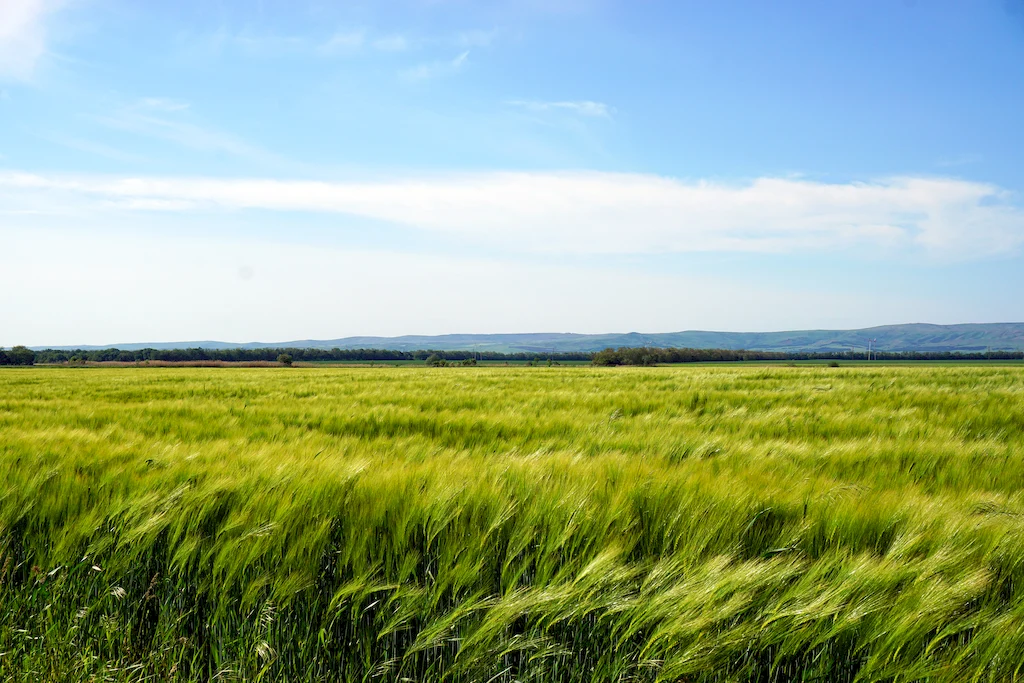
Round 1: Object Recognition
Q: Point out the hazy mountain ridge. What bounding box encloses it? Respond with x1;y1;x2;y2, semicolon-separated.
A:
34;323;1024;353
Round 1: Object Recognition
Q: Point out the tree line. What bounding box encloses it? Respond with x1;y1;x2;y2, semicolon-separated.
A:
29;347;595;364
591;347;1024;365
7;346;1024;367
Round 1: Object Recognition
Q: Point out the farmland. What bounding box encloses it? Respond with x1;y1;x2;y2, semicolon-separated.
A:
2;365;1024;682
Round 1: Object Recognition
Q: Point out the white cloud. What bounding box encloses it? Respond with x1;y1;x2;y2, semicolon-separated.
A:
508;99;613;118
2;171;1022;259
402;50;470;80
0;0;61;81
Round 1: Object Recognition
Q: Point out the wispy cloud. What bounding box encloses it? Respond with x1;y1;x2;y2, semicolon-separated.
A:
95;98;279;165
319;29;365;54
38;132;146;164
0;0;62;81
508;99;613;118
138;97;190;112
4;171;1022;260
207;25;489;61
319;30;411;55
455;29;498;48
937;153;983;168
372;34;409;52
401;50;470;81
211;28;307;56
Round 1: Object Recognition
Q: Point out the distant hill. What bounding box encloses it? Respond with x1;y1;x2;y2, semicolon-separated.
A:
35;323;1024;353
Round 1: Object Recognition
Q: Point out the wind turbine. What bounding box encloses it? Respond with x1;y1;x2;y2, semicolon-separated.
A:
867;338;877;361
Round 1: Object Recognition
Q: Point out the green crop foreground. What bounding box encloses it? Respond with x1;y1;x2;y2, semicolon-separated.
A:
2;366;1024;682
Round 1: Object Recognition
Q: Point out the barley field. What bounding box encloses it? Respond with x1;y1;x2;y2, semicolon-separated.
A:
2;365;1024;682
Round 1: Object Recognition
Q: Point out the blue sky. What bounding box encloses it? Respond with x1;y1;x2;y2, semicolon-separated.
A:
2;0;1024;345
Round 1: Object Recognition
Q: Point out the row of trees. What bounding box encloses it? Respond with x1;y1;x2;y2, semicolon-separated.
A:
592;347;792;366
12;346;1024;367
592;347;1024;366
0;346;36;366
31;347;595;364
425;354;478;367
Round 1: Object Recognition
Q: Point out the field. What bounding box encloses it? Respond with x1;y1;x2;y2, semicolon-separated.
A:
2;365;1024;682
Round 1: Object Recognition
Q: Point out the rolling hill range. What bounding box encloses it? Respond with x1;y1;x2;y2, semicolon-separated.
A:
36;323;1024;353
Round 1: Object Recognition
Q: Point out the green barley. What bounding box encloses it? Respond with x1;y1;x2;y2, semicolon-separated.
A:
0;365;1023;681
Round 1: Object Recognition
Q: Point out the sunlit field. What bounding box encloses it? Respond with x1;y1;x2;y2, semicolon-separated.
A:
2;365;1024;682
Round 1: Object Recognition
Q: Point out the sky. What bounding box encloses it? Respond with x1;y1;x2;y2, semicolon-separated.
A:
2;0;1024;346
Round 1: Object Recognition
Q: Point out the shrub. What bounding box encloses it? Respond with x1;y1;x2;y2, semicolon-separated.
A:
277;354;294;366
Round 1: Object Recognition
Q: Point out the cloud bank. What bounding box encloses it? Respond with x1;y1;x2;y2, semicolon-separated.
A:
3;171;1022;258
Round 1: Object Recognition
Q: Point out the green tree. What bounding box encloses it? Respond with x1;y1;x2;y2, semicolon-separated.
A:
6;346;35;366
277;354;293;366
592;348;622;366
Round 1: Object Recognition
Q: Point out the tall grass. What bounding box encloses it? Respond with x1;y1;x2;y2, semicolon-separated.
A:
1;365;1024;681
